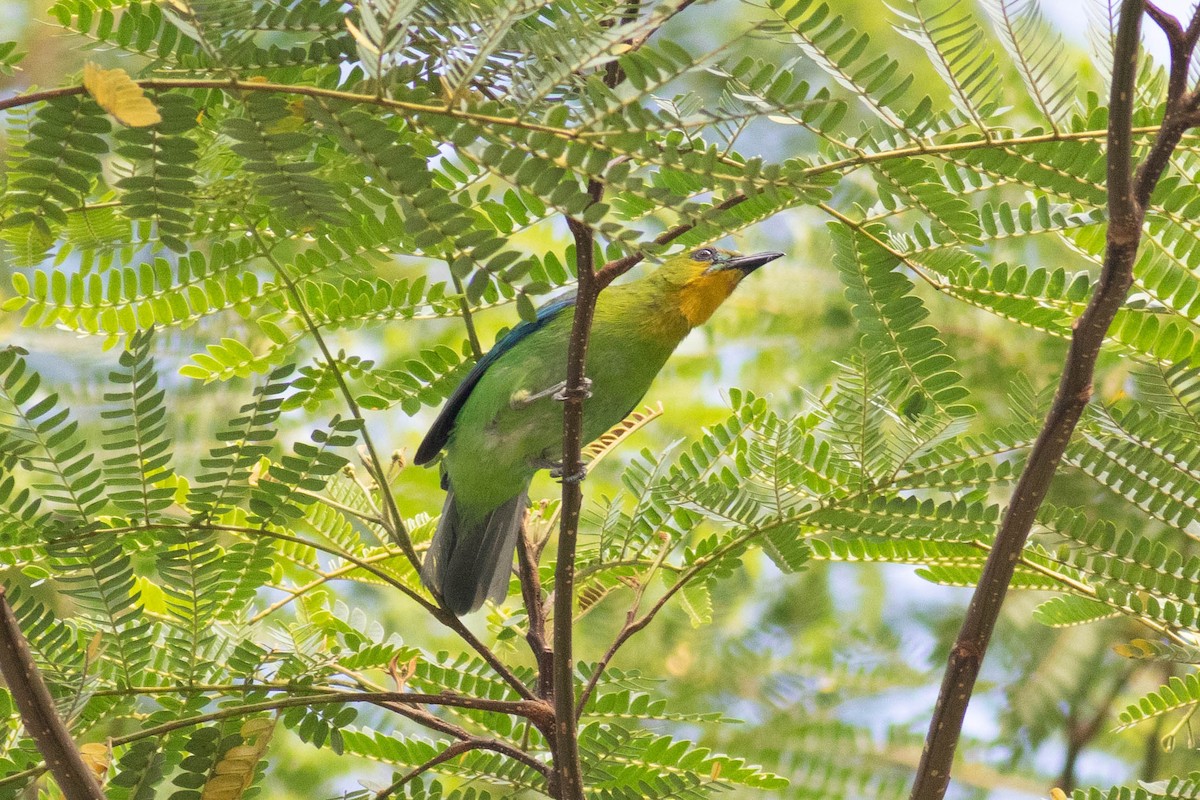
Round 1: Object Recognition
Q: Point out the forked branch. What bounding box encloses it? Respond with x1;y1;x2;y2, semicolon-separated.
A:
909;2;1200;797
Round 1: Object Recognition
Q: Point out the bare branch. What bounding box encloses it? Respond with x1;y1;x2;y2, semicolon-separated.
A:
908;2;1200;797
1146;3;1191;112
518;528;554;699
550;215;598;800
1145;2;1183;44
594;194;748;288
0;587;105;800
4;685;553;792
374;740;477;799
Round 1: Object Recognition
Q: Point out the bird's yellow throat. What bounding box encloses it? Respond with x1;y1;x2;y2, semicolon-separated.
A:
676;270;742;328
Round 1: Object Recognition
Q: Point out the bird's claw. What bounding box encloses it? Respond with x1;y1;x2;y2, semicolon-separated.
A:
511;378;592;409
553;377;593;402
550;464;587;484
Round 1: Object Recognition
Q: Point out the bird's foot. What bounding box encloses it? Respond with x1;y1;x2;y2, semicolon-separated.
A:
550;464;587;484
511;378;591;409
552;377;593;402
511;379;593;408
541;458;587;484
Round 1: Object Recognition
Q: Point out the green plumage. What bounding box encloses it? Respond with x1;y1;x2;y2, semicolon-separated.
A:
416;247;783;614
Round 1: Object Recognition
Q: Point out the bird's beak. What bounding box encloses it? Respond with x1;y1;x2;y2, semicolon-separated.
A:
725;251;784;274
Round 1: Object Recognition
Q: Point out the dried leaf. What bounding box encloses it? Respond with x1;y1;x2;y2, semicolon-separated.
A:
82;63;161;127
80;742;110;783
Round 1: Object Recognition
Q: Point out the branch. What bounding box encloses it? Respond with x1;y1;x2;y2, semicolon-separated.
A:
518;528;554;699
574;532;673;718
594;194;748;289
243;221;419;571
0;80;579;138
909;2;1200;797
1056;664;1135;792
373;740;477;799
550;216;598;800
1145;0;1189;104
2;686;553;793
100;520;537;702
450;272;484;359
370;733;551;798
0;587;105;800
247;222;541;699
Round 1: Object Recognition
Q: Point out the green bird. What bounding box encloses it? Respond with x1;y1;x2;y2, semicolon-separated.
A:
414;246;784;614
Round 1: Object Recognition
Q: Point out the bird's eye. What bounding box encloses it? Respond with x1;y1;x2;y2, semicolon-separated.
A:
691;248;716;262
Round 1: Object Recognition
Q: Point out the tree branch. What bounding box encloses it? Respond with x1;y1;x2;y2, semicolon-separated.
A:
373;740;478;799
594;194;748;289
450;272;484;359
100;520;537;702
0;587;105;800
549;216;598;800
1;686;553;793
909;2;1200;797
1056;664;1135;793
243;220;419;571
518;528;554;699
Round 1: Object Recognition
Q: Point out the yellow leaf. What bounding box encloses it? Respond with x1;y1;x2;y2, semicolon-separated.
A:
1050;789;1068;800
199;717;275;800
86;630;104;663
80;742;110;783
82;63;161;127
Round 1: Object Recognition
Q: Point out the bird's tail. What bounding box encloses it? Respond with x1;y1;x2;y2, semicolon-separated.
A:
420;482;528;615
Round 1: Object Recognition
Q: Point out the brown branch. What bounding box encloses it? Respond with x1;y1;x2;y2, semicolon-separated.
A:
517;529;554;699
102;521;537;702
0;587;104;800
549;216;598;800
909;2;1200;797
574;542;700;718
1056;664;1136;793
2;687;553;792
370;733;550;799
373;740;477;799
574;608;653;719
431;608;539;702
594;194;748;289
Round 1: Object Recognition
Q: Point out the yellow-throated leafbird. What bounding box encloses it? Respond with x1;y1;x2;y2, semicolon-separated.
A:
414;246;784;614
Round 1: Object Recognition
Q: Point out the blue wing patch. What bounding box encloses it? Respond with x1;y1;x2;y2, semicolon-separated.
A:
414;293;577;465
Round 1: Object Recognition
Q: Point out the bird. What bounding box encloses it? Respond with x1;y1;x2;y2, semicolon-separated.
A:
414;245;785;614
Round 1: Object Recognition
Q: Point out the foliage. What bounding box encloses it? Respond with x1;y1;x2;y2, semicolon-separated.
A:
2;0;1200;798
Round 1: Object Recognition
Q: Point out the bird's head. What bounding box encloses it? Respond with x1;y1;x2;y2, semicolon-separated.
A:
654;246;784;327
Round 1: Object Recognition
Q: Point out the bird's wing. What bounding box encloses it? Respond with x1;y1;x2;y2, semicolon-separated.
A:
413;293;578;465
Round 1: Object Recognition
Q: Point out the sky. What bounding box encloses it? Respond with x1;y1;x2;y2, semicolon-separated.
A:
1046;0;1200;65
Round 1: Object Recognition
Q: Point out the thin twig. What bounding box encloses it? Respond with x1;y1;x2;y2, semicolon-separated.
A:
247;223;542;700
5;689;552;789
1056;664;1136;792
541;3;663;790
243;221;420;570
373;740;477;799
518;528;554;699
909;2;1200;797
97;520;537;701
575;533;672;718
0;587;104;800
450;272;484;359
249;551;401;624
